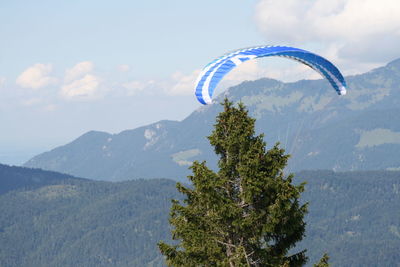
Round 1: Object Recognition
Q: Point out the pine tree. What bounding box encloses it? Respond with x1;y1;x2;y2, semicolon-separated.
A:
158;99;308;266
313;254;329;267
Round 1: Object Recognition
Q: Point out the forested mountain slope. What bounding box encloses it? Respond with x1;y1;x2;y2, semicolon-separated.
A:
1;166;399;266
0;163;84;195
24;59;400;181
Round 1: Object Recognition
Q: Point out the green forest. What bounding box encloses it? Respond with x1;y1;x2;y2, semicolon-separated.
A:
1;164;399;266
2;1;400;265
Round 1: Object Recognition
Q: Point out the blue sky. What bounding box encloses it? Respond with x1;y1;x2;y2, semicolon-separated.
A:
1;0;399;164
1;0;260;77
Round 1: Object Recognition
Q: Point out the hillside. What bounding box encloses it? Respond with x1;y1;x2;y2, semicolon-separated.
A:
0;163;84;195
24;58;400;181
297;170;400;266
0;166;399;266
0;165;179;267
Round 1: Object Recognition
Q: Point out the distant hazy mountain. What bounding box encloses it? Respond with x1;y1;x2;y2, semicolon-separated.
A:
24;58;400;181
1;169;399;266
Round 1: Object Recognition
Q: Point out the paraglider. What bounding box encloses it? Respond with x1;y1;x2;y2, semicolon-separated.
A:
194;45;347;105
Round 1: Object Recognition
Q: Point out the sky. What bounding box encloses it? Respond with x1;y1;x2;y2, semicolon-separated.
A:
1;0;400;164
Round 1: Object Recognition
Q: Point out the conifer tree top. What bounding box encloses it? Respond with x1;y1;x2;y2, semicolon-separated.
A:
159;99;309;266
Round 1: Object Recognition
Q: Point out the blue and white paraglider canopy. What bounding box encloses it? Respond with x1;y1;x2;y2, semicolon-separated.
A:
194;45;347;105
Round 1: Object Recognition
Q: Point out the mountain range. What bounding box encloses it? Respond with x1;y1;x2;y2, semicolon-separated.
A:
1;164;399;266
24;58;400;182
0;163;177;266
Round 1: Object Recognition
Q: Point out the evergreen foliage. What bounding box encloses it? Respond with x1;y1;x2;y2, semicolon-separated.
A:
313;254;329;267
159;100;308;266
0;171;180;267
1;164;400;266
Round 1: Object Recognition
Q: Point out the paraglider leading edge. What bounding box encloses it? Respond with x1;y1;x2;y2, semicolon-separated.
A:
194;45;347;105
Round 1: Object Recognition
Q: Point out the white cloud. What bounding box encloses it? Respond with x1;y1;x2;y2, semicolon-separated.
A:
225;60;321;84
255;0;400;73
122;80;155;96
64;61;93;82
20;97;43;106
61;74;100;99
168;70;201;95
16;63;56;89
164;59;323;97
128;0;399;98
119;58;335;99
223;60;268;85
0;77;5;87
60;61;102;100
43;104;57;111
120;70;200;97
118;64;130;72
